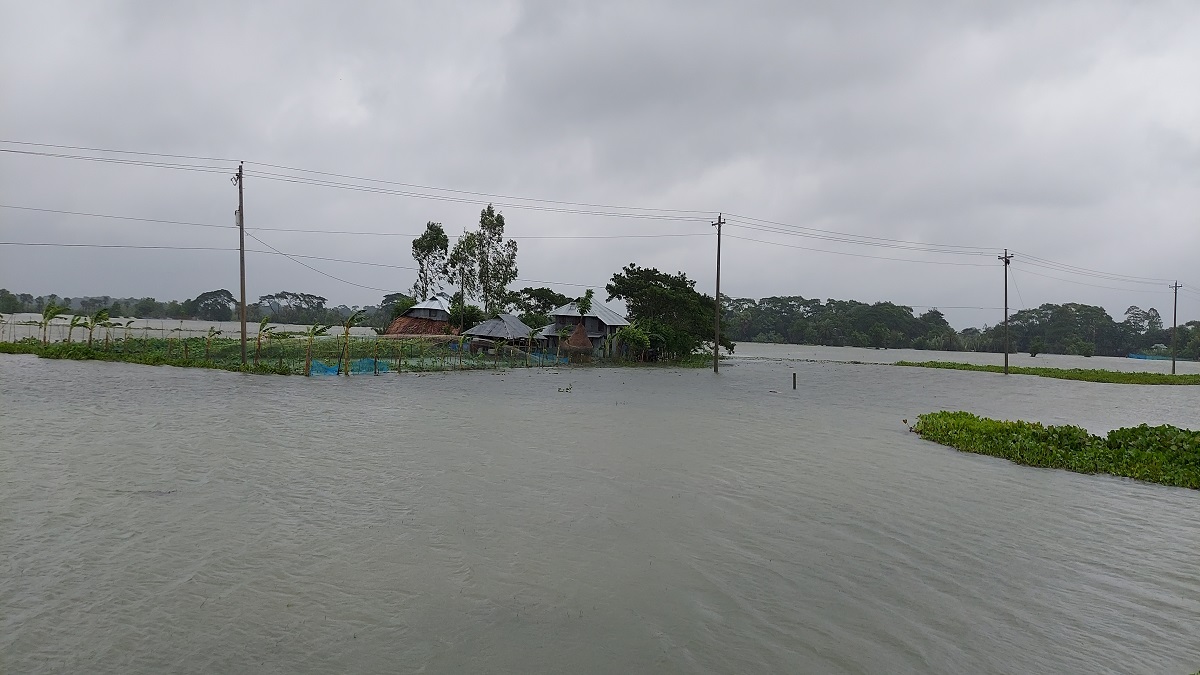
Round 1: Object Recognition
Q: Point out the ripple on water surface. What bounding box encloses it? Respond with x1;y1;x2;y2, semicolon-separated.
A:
1;353;1198;674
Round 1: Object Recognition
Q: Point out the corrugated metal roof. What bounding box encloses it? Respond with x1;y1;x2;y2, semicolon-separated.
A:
406;292;453;315
464;313;538;341
547;301;629;327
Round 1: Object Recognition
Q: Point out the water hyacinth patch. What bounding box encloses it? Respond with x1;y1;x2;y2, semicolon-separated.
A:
913;411;1200;489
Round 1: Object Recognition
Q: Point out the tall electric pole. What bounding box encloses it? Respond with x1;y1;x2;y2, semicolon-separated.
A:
1170;281;1181;375
234;162;247;365
713;213;723;374
999;249;1012;374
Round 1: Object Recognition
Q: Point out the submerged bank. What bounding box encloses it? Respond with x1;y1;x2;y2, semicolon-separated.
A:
913;411;1200;489
896;360;1200;385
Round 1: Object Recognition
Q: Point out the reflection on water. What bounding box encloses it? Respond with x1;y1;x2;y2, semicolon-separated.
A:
732;341;1200;375
1;353;1197;673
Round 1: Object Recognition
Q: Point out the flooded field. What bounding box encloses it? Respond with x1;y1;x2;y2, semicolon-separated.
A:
1;352;1197;673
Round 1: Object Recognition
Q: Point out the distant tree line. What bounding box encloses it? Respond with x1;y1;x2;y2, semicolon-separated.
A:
0;287;413;329
723;296;1200;359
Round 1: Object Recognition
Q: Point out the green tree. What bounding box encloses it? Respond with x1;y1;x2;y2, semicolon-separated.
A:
192;289;236;322
576;289;594;326
65;314;86;344
337;309;366;375
446;230;480;314
411;222;449;300
0;289;21;313
606;263;732;360
474;204;518;316
303;323;330;376
84;309;110;348
254;317;278;365
37;303;67;344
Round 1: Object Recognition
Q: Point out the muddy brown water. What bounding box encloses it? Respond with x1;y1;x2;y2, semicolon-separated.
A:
1;352;1197;673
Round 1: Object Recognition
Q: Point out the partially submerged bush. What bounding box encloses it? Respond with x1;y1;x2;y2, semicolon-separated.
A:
913;411;1200;489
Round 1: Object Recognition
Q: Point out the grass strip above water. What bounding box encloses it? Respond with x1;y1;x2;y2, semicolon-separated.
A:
913;411;1200;490
895;360;1200;385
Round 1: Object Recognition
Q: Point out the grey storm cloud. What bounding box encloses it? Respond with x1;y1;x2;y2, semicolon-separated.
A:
2;0;1198;328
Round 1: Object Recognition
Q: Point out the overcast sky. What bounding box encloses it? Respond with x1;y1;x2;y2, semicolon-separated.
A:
2;0;1197;328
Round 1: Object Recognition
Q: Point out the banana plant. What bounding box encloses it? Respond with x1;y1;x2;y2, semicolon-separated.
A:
254;317;277;366
65;315;86;344
101;321;117;351
337;309;366;375
83;308;110;348
303;323;330;376
38;303;67;344
205;326;223;359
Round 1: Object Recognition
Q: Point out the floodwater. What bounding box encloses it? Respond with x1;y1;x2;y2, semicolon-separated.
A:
1;351;1197;674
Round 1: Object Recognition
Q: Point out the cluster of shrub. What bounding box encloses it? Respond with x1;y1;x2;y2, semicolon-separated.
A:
913;411;1199;489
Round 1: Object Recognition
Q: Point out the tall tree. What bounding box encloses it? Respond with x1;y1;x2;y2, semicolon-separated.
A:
474;204;519;316
410;222;449;300
446;230;480;316
606;263;733;360
191;289;236;322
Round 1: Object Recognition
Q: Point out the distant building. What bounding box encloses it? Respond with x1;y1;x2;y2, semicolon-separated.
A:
464;314;539;343
538;300;629;353
385;292;458;335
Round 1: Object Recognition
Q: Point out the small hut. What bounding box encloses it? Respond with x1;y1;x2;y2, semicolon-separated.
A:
385;292;457;336
463;314;537;343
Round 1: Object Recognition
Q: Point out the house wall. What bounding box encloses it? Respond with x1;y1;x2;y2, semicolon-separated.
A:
408;308;450;321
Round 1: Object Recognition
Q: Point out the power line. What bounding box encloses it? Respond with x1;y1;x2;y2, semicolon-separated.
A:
0;148;235;175
244;232;403;294
726;220;996;257
0;241;238;252
724;213;996;253
245;160;712;216
1010;250;1176;286
0;202;709;239
724;234;996;266
1014;265;1173;294
0;204;237;230
242;169;710;221
0;139;236;163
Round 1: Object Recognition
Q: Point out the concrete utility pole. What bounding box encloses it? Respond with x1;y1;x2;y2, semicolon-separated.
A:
999;249;1013;374
1170;281;1182;375
233;162;247;365
713;213;724;373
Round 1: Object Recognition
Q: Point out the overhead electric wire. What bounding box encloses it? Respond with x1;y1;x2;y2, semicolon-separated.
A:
242;168;710;221
726;220;996;257
724;213;997;253
0;148;235;175
244;160;712;216
1009;266;1026;310
0;204;237;230
244;232;404;293
0;203;708;239
0;139;236;163
0;241;239;252
724;234;996;267
1014;265;1173;294
1010;250;1176;286
3;139;1192;297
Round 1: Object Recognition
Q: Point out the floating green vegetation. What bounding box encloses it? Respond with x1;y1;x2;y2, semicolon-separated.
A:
895;360;1200;385
913;411;1200;490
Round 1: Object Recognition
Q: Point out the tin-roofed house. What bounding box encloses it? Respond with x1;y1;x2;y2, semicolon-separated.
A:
384;292;458;335
538;300;629;355
463;313;538;345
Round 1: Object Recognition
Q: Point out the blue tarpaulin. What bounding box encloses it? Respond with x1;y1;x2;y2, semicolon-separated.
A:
308;359;391;375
